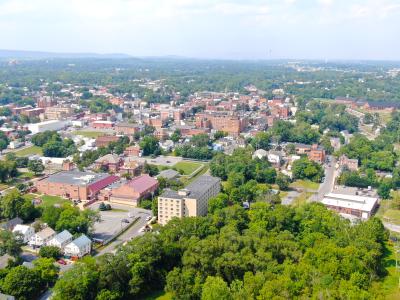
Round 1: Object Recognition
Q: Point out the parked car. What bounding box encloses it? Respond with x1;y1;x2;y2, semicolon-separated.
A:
121;219;130;223
146;216;151;221
57;259;67;265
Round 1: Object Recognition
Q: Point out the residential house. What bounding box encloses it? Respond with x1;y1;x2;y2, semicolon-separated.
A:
1;217;23;231
29;227;56;248
252;149;268;160
338;155;359;171
124;145;142;156
64;234;92;258
267;151;283;166
47;230;73;250
12;225;34;244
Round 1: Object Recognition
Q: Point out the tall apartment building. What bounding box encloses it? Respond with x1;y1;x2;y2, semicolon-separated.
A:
158;175;221;225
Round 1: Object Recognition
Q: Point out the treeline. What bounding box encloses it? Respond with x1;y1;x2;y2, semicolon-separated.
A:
51;202;388;300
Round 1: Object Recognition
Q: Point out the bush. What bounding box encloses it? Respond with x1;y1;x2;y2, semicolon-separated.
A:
39;246;62;260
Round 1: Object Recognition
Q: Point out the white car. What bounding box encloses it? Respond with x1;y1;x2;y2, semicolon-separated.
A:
146;216;151;221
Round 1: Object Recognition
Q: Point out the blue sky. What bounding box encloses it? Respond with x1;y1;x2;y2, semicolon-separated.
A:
0;0;399;60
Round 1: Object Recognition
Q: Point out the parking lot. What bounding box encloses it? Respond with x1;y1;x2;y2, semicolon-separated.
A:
137;155;183;167
89;202;152;242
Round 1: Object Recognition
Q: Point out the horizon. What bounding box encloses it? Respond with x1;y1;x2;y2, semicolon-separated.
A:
0;0;399;61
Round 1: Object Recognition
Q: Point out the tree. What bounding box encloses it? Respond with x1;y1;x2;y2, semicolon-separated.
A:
1;266;42;300
378;181;392;199
33;257;60;287
201;276;231;300
208;193;229;214
276;173;290;191
39;246;62;260
139;136;160;156
0;189;25;219
250;132;271;150
52;260;99;300
170;129;181;143
41;205;62;228
28;159;45;175
292;157;324;182
0;230;22;257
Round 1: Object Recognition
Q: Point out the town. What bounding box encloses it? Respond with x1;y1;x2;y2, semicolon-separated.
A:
0;57;399;299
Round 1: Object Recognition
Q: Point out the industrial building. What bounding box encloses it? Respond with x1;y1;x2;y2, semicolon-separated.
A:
27;120;69;134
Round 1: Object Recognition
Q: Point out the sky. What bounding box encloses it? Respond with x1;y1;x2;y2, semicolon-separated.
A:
0;0;400;60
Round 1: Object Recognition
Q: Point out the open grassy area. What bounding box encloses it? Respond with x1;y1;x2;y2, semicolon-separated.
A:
381;242;400;300
14;145;42;157
142;290;173;300
39;195;70;207
173;161;203;175
72;131;104;138
291;192;313;207
181;164;209;186
376;199;400;225
290;180;320;191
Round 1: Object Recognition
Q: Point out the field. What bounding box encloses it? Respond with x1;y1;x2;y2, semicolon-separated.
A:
290;180;320;191
381;242;400;300
376;199;400;225
142;290;172;300
14;145;42;157
72;131;104;138
173;161;203;175
291;192;313;207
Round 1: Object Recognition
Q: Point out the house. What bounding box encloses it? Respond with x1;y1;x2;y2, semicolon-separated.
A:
64;235;92;258
47;230;73;249
12;224;34;244
120;158;143;176
330;137;341;151
267;151;282;166
1;217;23;231
308;144;326;164
159;140;174;152
252;149;268;160
95;154;123;172
29;227;56;248
105;174;159;206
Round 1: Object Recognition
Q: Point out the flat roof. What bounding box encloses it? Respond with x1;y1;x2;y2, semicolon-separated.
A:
45;171;111;186
322;192;378;213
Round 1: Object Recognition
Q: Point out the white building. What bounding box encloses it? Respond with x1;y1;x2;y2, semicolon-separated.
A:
27;120;69;134
64;235;92;258
29;227;56;248
158;175;220;225
12;225;34;244
252;149;268;160
322;192;378;220
267;151;282;166
47;230;73;250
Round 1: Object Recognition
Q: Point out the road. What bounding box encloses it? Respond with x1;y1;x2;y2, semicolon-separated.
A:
95;210;151;256
383;222;400;233
313;155;336;201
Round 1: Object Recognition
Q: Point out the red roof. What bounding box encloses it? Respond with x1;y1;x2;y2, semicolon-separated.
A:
127;174;159;194
88;175;119;194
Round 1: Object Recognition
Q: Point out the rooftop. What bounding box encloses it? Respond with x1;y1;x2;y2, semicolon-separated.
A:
45;171;112;186
322;192;378;213
70;234;91;247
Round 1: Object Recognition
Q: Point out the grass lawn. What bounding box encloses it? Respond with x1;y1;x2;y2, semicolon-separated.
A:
23;193;36;202
181;164;209;186
0;183;9;191
72;131;104;138
376;199;400;225
173;161;203;175
39;195;70;207
381;242;400;300
18;171;35;179
14;145;42;157
290;180;320;191
291;192;313;207
142;290;173;300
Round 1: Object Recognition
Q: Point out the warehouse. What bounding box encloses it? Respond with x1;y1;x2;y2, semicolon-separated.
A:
27;120;69;134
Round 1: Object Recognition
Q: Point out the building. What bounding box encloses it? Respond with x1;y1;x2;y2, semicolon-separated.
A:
91;120;114;129
195;112;247;136
252;149;268;160
124;145;142;156
1;217;23;231
27;120;68;134
308;144;326;164
322;192;378;220
115;123;141;135
36;171;119;201
158;175;221;225
338;155;359;171
21;107;44;118
267;151;283;166
12;225;34;244
95;135;119;147
29;227;56;248
64;234;92;258
47;230;73;250
105;174;159;206
157;169;180;180
44;106;74;120
94;154;123;172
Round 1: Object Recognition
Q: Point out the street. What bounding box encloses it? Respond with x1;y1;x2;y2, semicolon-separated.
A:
313;155;336;201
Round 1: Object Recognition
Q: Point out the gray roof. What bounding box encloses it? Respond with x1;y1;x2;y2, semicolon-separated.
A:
161;175;220;200
0;217;23;231
45;171;110;186
53;230;73;243
157;169;179;180
71;234;91;247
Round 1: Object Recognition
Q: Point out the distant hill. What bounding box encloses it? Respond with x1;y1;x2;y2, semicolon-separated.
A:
0;49;132;59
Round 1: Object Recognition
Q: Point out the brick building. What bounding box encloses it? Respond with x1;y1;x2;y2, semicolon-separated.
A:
36;171;119;201
195;112;247;136
115;123;141;135
95;135;119;147
94;154;123;172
